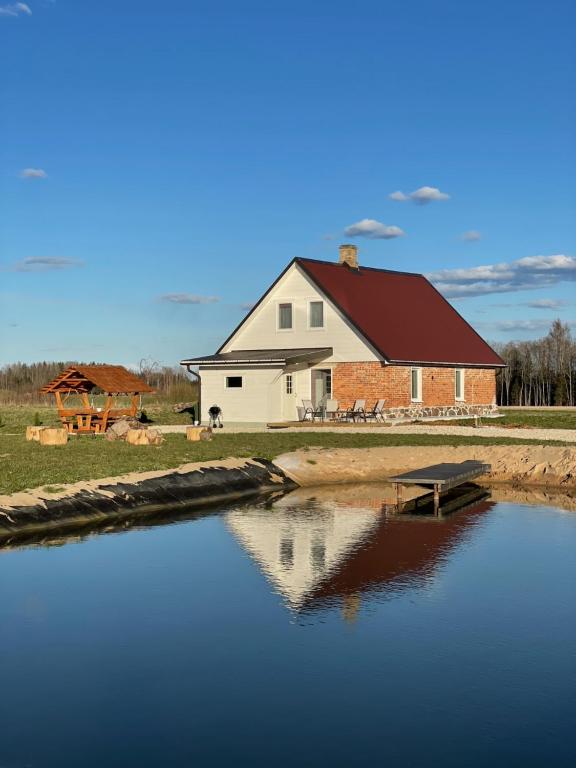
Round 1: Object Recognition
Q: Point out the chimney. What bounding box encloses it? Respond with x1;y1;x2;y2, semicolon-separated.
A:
338;243;358;269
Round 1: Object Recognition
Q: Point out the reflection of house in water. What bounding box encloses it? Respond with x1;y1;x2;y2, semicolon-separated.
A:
226;486;493;616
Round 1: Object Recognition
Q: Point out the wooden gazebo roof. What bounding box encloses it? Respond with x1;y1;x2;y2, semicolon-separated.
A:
40;365;155;395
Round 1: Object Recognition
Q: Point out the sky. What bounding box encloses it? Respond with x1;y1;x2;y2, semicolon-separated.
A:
1;0;575;367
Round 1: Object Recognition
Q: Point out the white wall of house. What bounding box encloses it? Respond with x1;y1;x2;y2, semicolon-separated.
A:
220;263;382;363
200;366;284;423
225;499;380;608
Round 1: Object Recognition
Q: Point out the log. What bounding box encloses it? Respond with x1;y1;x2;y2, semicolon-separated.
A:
186;426;213;442
38;428;69;446
125;428;165;446
26;426;46;442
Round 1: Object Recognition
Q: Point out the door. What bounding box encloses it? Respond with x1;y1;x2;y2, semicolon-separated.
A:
312;369;332;407
281;372;298;420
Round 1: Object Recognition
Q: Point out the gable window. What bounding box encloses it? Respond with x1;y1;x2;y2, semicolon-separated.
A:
278;302;293;330
410;368;422;402
455;369;465;401
309;301;324;329
226;376;243;388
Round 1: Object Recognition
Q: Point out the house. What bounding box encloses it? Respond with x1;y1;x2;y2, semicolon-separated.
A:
225;489;493;613
180;245;504;423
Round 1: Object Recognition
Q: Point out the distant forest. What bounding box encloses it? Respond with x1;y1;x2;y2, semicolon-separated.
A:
0;359;198;405
493;320;576;406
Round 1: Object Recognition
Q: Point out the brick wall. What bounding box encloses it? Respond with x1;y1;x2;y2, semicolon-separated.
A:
333;362;496;409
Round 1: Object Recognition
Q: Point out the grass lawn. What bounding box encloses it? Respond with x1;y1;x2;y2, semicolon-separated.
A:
1;430;574;496
1;403;574;496
438;410;576;430
491;410;576;429
0;403;195;432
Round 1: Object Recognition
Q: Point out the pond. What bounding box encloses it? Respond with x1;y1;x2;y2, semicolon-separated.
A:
1;484;575;767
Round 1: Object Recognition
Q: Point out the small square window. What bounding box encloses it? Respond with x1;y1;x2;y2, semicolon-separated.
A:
226;376;243;388
278;303;293;330
309;301;324;328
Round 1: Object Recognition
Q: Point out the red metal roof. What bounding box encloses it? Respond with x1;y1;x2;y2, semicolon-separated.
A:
297;258;504;367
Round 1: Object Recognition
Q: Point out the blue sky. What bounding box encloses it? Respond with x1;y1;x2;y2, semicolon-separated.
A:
1;0;575;367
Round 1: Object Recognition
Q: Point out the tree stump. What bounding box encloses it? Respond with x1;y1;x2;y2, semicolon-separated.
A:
26;426;46;442
186;426;213;442
125;428;165;446
38;428;69;446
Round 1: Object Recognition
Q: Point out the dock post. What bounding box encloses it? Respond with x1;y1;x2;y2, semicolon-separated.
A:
433;484;441;515
394;483;403;513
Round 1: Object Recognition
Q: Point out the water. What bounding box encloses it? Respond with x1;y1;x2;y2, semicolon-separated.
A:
0;484;575;768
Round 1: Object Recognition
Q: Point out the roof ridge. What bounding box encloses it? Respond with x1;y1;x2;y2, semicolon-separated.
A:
294;256;424;278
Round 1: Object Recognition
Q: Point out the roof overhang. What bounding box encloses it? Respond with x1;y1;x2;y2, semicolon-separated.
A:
388;358;506;368
180;347;333;367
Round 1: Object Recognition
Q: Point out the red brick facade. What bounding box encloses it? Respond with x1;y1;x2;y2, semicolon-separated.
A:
333;363;496;409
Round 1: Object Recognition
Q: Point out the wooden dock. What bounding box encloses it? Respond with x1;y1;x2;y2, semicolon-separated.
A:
390;460;491;515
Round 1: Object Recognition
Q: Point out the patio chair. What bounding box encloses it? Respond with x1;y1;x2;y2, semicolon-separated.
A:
366;399;386;422
344;399;366;422
302;399;323;421
324;399;340;421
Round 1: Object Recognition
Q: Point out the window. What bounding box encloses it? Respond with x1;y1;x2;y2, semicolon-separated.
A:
410;368;422;402
226;376;243;388
280;536;294;570
285;374;293;394
278;302;293;330
455;369;465;401
311;536;326;572
309;301;324;328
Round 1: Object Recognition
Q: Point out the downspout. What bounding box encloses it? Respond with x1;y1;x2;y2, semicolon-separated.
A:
185;365;202;424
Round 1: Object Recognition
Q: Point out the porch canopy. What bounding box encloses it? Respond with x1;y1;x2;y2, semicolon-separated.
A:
41;365;154;434
181;347;333;367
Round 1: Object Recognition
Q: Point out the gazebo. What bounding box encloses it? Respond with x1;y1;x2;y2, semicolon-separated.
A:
40;365;155;434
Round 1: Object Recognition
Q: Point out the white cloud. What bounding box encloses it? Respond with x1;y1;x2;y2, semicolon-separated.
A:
389;186;450;204
160;293;219;304
525;299;567;309
477;318;576;333
14;257;83;272
427;254;576;298
241;302;255;312
344;219;405;239
0;3;32;16
462;230;481;241
20;167;47;179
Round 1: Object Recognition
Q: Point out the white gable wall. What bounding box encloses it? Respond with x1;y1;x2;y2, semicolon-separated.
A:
220;263;383;363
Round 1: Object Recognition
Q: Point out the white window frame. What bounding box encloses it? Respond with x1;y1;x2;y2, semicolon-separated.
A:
410;367;422;402
277;301;294;332
455;368;465;401
308;300;325;330
285;374;293;395
225;375;243;389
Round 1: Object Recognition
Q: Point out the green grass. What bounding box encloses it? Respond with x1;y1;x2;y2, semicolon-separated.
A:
1;403;574;496
1;430;573;496
495;410;576;429
0;402;195;433
442;410;576;430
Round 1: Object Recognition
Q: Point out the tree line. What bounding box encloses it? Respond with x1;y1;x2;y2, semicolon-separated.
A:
0;359;198;405
494;320;576;406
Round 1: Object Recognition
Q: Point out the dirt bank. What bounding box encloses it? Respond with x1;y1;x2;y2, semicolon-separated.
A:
0;458;296;538
274;445;576;488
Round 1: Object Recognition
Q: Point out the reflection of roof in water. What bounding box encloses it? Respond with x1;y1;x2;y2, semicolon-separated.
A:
226;486;493;613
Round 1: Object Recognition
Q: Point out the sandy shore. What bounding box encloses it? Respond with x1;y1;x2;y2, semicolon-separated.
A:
274;445;576;488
